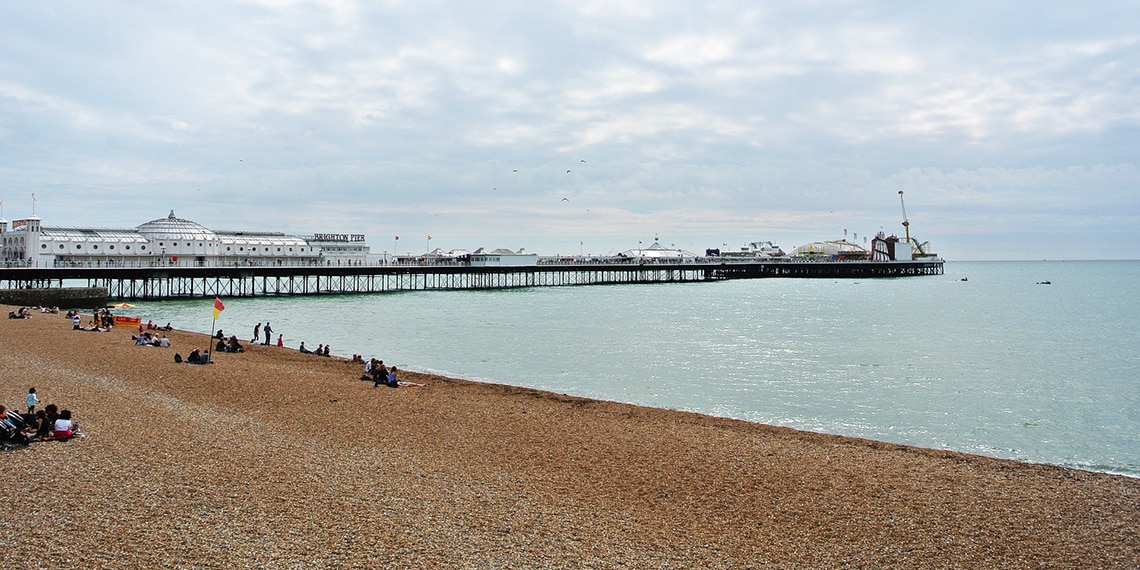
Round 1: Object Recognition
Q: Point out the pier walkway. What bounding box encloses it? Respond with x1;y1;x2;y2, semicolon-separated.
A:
1;259;944;301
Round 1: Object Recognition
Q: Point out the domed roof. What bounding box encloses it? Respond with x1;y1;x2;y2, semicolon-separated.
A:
136;210;218;241
791;239;868;258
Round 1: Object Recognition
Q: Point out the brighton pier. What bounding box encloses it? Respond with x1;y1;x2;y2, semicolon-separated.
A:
0;257;944;304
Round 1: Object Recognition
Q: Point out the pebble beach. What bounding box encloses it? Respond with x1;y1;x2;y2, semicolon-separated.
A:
1;307;1137;569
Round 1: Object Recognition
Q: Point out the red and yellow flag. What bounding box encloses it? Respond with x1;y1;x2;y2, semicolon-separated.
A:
213;297;225;320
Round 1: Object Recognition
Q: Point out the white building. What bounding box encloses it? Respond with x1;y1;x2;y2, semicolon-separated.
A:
790;239;870;261
616;240;698;261
0;211;370;268
469;247;538;266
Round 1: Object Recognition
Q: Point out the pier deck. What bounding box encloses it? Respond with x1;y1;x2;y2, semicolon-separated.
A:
1;259;944;301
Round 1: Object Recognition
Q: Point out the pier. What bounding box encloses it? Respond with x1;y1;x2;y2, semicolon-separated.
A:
0;259;944;302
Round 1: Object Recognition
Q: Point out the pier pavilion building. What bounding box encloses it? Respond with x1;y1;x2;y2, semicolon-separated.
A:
0;210;371;268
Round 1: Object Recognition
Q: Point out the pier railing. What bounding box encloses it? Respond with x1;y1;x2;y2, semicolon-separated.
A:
0;259;944;301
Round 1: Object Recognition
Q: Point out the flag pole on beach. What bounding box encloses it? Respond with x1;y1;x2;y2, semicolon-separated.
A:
210;297;225;355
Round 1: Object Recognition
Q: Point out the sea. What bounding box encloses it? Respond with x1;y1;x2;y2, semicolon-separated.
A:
114;260;1140;477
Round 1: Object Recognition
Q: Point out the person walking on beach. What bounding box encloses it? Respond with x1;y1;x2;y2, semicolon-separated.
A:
253;322;261;344
264;322;272;345
26;387;39;414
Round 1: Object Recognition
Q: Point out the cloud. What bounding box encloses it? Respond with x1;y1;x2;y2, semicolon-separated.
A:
0;1;1136;260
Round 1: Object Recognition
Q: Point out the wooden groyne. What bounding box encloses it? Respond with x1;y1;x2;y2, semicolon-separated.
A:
0;259;944;301
0;286;108;308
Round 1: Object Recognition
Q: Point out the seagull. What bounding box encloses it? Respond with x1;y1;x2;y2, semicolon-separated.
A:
561;197;569;202
566;169;572;173
512;169;518;172
580;159;586;163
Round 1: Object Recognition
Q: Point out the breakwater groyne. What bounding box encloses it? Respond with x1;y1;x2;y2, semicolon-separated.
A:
0;286;108;308
0;259;943;301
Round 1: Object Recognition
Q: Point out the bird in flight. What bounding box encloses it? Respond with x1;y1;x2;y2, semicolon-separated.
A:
561;197;569;202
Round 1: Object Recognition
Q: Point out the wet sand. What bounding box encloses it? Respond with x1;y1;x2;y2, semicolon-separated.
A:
1;307;1137;568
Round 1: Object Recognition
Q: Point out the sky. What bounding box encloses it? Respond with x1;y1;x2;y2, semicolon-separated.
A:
1;1;1137;260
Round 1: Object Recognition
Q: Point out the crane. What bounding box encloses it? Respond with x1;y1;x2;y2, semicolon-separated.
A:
898;190;910;244
897;190;936;258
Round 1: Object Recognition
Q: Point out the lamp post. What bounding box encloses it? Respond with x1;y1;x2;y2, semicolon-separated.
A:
161;246;166;267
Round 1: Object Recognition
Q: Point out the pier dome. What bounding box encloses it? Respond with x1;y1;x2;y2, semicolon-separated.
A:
136;210;218;241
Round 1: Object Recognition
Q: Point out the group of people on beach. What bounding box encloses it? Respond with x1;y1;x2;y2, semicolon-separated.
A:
7;306;57;319
67;309;113;332
358;358;426;388
143;320;174;332
133;330;171;347
178;348;213;365
1;387;83;451
299;342;331;356
214;329;245;353
251;322;283;347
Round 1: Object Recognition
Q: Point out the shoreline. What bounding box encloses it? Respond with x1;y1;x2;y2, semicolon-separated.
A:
2;306;1137;568
150;317;1138;481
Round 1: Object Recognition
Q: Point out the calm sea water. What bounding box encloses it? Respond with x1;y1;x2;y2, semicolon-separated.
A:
118;261;1140;477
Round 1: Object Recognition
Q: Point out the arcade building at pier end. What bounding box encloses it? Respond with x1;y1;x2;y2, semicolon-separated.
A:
0;211;371;268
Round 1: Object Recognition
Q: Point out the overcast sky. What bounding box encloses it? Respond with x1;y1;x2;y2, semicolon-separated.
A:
1;1;1137;260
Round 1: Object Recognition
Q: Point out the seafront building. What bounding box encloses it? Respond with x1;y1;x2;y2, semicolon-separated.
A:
0;211;372;268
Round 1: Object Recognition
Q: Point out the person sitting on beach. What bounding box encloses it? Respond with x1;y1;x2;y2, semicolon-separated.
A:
186;349;202;364
315;343;324;356
80;320;105;332
39;404;59;439
158;335;170;348
360;358;375;381
32;410;51;440
387;366;426;388
52;409;81;440
299;341;311;354
372;361;388;388
160;322;173;331
0;405;34;447
227;335;244;353
321;345;331;357
216;338;228;353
